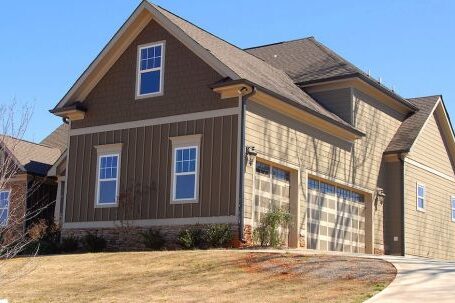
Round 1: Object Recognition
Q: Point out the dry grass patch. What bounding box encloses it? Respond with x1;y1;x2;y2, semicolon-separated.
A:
0;251;395;303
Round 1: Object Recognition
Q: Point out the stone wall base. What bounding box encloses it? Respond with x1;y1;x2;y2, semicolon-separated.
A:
62;223;239;251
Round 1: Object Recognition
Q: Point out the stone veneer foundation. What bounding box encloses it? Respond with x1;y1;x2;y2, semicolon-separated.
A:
61;223;241;251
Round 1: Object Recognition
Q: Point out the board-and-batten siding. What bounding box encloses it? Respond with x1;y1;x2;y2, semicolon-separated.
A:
244;88;403;249
65;115;238;222
404;112;455;259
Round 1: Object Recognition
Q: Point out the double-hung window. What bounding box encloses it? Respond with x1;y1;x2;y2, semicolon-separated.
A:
451;196;455;222
416;183;425;212
95;144;122;207
170;135;201;203
0;190;10;226
136;42;165;97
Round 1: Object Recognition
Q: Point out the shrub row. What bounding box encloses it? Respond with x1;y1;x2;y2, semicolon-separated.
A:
23;224;232;255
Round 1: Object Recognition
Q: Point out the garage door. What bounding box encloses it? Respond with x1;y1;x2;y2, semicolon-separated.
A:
307;177;365;253
253;161;290;245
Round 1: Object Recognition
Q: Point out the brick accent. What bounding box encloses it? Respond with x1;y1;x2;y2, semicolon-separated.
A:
61;223;239;251
2;180;27;244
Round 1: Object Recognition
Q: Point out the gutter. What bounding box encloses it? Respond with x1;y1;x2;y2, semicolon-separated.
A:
238;85;257;243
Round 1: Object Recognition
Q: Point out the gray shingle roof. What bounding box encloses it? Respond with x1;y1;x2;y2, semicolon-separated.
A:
40;124;69;153
1;136;62;176
153;4;359;133
245;37;357;84
245;37;417;111
385;95;441;154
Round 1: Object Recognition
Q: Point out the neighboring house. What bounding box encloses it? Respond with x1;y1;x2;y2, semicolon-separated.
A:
0;125;67;241
49;1;455;259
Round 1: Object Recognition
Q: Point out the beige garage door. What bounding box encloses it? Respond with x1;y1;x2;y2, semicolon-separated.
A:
307;177;366;253
253;161;290;246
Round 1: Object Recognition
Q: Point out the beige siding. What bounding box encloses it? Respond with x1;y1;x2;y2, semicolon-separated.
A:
409;113;455;177
245;87;402;250
404;163;455;259
309;88;353;124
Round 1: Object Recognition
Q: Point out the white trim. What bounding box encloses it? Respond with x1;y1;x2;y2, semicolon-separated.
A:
169;136;201;204
135;41;166;99
404;157;455;182
95;148;122;208
69;107;239;136
416;182;426;212
62;215;237;229
0;189;11;227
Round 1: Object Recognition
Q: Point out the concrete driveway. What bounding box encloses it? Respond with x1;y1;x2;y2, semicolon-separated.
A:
366;255;455;303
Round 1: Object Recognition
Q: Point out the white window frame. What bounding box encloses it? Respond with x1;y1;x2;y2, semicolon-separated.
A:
170;135;202;204
135;41;165;99
94;144;122;208
0;189;10;227
451;196;455;222
416;182;426;212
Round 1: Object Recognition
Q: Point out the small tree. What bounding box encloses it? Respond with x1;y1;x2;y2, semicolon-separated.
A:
0;101;55;279
253;208;292;248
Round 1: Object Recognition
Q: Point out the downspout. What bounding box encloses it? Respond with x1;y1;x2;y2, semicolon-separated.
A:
238;86;256;243
399;153;407;256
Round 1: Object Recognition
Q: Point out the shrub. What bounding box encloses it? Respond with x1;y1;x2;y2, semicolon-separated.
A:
178;227;204;249
139;229;166;250
253;208;292;248
60;236;79;253
21;220;61;255
204;224;232;248
82;232;106;252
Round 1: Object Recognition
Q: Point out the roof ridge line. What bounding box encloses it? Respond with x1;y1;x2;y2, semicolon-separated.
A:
406;94;442;100
243;36;315;50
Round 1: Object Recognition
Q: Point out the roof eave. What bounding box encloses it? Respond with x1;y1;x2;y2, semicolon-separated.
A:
212;79;365;140
298;73;418;112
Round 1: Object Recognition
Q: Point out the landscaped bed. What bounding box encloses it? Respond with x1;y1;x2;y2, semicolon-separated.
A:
0;250;395;303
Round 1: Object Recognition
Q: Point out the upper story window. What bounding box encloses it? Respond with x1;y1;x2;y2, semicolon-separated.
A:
0;190;10;226
136;42;165;98
170;135;201;204
451;196;455;222
95;144;122;207
416;183;425;212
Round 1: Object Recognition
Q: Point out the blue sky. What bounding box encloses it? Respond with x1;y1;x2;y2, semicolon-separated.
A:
1;1;454;142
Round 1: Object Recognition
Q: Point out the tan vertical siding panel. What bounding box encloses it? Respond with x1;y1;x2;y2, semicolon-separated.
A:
229;115;238;216
183;120;196;218
141;126;152;220
167;123;179;218
200;118;213;217
157;124;169;219
211;117;223;216
66;136;78;222
195;119;205;217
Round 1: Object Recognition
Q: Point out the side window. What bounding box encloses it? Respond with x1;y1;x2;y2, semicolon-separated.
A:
451;196;455;222
170;135;201;204
136;42;165;98
416;183;425;212
0;190;10;226
95;144;122;207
